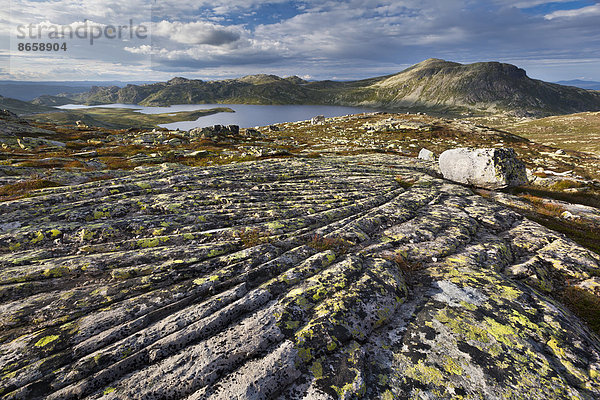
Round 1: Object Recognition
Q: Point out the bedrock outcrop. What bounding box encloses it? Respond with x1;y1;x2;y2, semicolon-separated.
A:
1;154;600;399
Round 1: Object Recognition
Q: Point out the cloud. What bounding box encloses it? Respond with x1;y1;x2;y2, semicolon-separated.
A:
2;0;600;81
544;4;600;19
152;21;242;46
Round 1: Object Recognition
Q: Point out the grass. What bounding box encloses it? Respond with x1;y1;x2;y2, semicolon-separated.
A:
494;111;600;155
560;287;600;336
520;194;566;217
0;179;61;201
550;180;586;191
511;186;600;210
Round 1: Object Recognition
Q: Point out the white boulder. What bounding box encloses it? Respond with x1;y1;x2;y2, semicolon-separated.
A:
438;147;527;189
418;148;435;161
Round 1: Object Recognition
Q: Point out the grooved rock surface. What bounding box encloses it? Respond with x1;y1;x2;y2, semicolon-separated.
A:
439;147;528;189
1;155;600;399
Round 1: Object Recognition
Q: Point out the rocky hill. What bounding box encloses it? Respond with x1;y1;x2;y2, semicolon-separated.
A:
38;59;600;117
2;111;600;399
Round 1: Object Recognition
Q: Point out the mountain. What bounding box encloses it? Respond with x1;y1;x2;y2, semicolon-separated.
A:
556;79;600;91
35;59;600;117
0;95;57;115
0;81;159;101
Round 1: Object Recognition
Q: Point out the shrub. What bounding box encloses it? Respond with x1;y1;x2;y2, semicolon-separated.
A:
237;228;270;248
0;179;61;201
308;234;350;254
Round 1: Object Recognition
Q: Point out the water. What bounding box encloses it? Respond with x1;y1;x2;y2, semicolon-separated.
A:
58;103;378;130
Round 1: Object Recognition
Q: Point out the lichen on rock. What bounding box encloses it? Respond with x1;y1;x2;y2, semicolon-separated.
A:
1;154;599;399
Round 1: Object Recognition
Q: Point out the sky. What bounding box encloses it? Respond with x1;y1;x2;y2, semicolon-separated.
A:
0;0;599;82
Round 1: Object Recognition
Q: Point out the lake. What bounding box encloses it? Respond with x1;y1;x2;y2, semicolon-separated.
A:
58;103;378;130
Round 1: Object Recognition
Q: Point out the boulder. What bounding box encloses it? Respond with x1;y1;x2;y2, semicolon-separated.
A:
0;109;19;121
438;147;528;189
189;125;240;140
243;128;263;138
418;148;435;161
311;115;325;125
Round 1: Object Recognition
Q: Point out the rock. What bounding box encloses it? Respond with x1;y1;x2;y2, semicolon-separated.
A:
227;125;240;136
311;115;325;125
1;154;600;399
418;148;435;161
244;128;263;138
166;138;184;146
189;125;240;140
0;109;19;121
269;125;280;131
72;151;98;158
555;149;566;155
363;119;432;133
561;211;580;220
438;147;528;189
17;137;66;150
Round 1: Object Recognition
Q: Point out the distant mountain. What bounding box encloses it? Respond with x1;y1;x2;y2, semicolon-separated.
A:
34;59;600;117
0;81;158;101
556;80;600;91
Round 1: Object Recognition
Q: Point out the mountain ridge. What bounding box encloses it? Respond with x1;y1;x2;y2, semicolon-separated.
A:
33;59;600;117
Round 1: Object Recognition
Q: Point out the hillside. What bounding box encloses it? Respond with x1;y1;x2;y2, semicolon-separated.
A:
2;110;600;398
556;80;600;91
0;95;57;115
38;59;600;117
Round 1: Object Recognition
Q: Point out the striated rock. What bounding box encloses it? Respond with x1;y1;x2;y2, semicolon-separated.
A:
439;147;528;189
17;137;66;150
1;154;599;399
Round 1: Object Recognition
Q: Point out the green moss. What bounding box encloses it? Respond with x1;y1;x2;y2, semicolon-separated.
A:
34;335;59;347
43;266;69;278
138;238;160;248
405;359;445;387
442;356;463;376
267;221;285;230
310;361;323;379
81;229;96;241
207;248;227;257
48;229;61;238
30;231;44;244
93;210;110;219
103;387;116;395
298;347;313;362
382;390;395;400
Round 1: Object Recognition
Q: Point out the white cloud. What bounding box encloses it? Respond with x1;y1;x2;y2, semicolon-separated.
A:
545;4;600;20
152;21;243;45
2;0;600;81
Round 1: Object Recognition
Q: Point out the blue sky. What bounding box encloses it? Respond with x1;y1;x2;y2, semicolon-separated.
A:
1;0;599;82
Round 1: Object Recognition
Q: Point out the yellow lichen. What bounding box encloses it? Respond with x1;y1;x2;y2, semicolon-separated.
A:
30;231;44;244
34;335;59;347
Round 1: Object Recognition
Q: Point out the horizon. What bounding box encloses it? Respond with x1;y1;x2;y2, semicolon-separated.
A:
1;1;600;82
